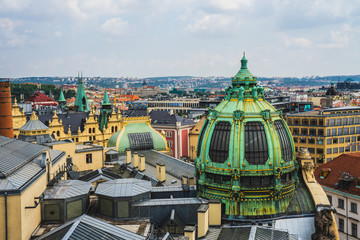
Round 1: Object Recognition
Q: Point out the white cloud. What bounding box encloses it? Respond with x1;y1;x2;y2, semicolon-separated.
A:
101;17;129;36
318;30;349;49
0;18;24;47
209;0;253;11
186;14;234;35
283;35;312;48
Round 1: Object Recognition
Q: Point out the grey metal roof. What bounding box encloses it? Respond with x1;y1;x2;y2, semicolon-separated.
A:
142;150;195;181
132;197;202;207
78;169;122;183
19;119;49;131
151;186;196;192
95;178;151;198
274;216;314;240
214;226;299;240
0;136;46;177
35;214;146;240
0;137;64;192
44;180;92;199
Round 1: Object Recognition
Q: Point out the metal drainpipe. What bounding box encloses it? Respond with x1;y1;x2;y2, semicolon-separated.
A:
5;192;8;240
346;195;348;240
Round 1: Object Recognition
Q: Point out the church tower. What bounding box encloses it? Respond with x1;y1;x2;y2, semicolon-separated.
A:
98;89;112;131
74;72;90;112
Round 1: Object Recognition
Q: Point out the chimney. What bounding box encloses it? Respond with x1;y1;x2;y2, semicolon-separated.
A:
208;199;221;226
0;80;14;138
156;162;166;182
184;226;196;240
133;152;139;168
188;177;195;186
125;148;131;165
197;204;209;238
139;154;145;172
182;175;189;185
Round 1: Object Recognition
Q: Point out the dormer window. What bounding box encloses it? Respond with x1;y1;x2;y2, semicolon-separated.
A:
320;168;331;179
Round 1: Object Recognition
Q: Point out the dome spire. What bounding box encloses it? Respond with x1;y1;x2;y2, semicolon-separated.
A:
241;52;248;69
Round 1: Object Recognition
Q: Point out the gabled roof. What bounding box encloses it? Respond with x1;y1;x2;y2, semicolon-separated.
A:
38;111;89;134
314;153;360;195
35;214;146;240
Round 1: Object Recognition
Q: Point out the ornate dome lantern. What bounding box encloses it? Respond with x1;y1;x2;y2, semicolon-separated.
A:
195;54;298;219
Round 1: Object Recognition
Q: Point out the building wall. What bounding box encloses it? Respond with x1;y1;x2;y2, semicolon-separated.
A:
189;118;206;161
287;110;360;165
0;151;66;240
74;149;103;172
325;187;360;240
182;129;189;157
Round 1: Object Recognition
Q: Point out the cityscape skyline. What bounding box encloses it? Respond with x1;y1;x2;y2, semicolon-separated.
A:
1;0;360;78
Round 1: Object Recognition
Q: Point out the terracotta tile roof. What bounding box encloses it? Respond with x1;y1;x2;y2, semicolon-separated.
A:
25;91;58;106
314;153;360;196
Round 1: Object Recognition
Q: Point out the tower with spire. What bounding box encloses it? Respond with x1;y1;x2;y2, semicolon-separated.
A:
58;86;66;108
74;72;90;112
98;89;113;131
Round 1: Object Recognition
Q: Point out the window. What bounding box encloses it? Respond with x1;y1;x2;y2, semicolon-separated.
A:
318;129;324;136
338;198;344;209
327;195;332;204
319;119;324;126
339;218;344;232
167;141;173;148
310;119;317;126
351;127;355;134
352;146;356;152
339;147;344;153
293;137;298;143
300;138;306;143
86;154;92;164
356;117;359;124
333;138;338;144
209;121;231;163
350;118;354;124
343;118;348;125
330;119;335;126
346;137;350;143
352;223;358;237
352;136;357;142
338;128;343;135
245;122;269;165
339;138;344;143
128;132;154;151
89;128;91;134
326;120;329;126
93;136;96;140
89;137;92;141
327;148;332;154
308;148;315;154
327;129;331;136
344;128;349;135
327;139;332;145
57;131;60;137
317;139;324;144
197;120;208;157
333;148;338;154
308;138;315;144
294;119;300;125
357;127;360;134
309;129;316;135
351;202;357;213
302;119;309;125
301;128;308;135
332;128;337;136
317;148;324;154
111;126;114;133
317;158;323;164
336;119;341;125
287;119;292;125
166;131;172;137
293;128;299;135
346;146;350;152
93;127;96;133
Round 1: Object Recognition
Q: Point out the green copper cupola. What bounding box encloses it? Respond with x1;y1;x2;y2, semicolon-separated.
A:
195;55;297;219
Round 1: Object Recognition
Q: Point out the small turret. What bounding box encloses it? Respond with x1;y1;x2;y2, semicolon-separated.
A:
98;89;113;131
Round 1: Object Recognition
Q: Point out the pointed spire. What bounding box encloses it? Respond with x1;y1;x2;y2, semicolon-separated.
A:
59;87;66;102
241;52;248;69
102;89;111;105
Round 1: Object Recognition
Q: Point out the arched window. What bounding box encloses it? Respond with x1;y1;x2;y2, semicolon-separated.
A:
197;120;208;157
57;131;60;137
115;126;118;132
244;122;269;165
111;126;114;133
93;127;95;133
274;120;293;162
89;128;91;134
209;121;231;163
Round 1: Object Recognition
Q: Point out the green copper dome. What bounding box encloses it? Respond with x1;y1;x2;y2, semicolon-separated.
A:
108;119;168;153
195;55;298;219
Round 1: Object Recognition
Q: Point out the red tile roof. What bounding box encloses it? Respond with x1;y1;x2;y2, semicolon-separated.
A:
25;91;58;107
314;153;360;196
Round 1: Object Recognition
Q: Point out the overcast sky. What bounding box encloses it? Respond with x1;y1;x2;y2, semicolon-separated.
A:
1;0;360;78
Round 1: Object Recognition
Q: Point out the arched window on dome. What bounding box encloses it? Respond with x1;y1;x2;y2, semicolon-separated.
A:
274;120;293;162
209;121;231;163
244;121;269;165
197;120;209;157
